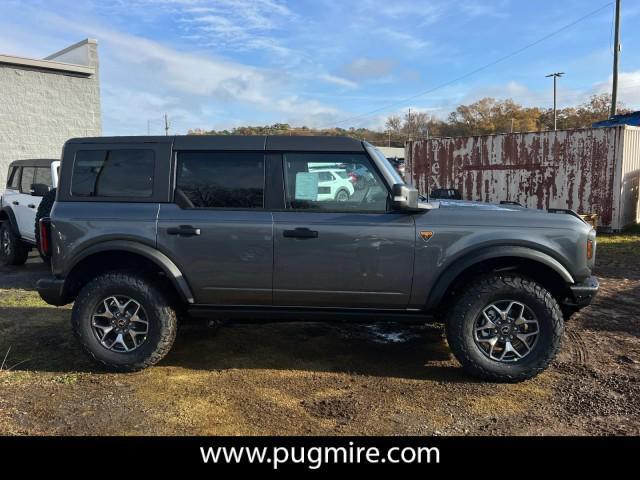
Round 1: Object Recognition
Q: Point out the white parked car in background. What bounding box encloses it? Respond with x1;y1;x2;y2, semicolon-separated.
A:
312;168;355;202
0;159;59;265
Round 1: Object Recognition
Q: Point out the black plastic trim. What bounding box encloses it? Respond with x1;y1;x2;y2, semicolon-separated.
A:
0;206;21;238
187;306;431;323
36;276;67;306
425;245;575;311
567;275;599;308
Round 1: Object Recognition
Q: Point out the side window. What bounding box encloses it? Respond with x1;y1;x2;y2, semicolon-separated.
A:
33;167;52;188
7;166;20;189
175;151;264;209
283;153;389;212
20;167;35;194
72;149;155;198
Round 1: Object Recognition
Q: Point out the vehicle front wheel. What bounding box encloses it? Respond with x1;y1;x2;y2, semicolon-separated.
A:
71;272;177;372
445;274;563;382
0;222;29;266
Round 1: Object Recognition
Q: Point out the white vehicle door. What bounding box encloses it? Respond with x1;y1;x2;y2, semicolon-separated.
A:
15;166;38;241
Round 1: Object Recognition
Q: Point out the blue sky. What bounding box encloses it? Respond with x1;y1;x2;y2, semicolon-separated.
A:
1;0;639;135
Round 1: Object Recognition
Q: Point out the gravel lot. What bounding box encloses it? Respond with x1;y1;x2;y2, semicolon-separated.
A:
0;236;638;435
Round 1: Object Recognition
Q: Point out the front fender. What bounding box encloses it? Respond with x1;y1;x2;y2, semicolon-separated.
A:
424;245;574;311
0;206;21;238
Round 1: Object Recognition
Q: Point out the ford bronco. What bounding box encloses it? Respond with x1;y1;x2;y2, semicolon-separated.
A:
36;135;598;381
1;158;59;265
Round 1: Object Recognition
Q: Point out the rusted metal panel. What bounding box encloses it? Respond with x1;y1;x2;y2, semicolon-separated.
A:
406;126;632;229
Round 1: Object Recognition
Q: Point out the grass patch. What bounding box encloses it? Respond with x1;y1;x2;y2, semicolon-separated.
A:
596;234;640;256
0;289;50;308
50;373;81;385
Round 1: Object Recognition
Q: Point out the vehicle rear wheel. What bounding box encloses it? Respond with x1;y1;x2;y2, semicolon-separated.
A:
335;189;350;202
0;222;29;266
71;272;177;372
445;273;563;382
34;188;56;265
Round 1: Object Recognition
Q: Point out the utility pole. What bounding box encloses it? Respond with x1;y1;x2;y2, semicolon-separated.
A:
164;114;170;136
611;0;621;117
545;72;564;130
407;108;412;141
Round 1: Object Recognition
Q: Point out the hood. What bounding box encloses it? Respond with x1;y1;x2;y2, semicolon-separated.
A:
422;199;534;212
418;198;591;227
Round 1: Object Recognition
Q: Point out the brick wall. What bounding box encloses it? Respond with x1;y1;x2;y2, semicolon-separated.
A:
0;39;101;188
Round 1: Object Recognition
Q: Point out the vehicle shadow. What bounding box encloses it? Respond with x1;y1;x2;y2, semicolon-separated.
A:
576;281;640;337
0;306;477;383
0;254;49;290
166;322;476;383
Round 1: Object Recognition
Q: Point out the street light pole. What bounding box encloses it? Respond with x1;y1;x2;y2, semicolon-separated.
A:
611;0;621;117
545;72;565;130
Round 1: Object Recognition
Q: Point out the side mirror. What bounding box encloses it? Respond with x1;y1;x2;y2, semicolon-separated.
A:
30;183;49;197
391;183;420;211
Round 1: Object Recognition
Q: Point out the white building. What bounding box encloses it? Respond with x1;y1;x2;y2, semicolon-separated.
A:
375;146;404;160
0;38;102;187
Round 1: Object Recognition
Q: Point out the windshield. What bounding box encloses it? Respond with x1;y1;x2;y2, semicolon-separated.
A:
366;144;405;185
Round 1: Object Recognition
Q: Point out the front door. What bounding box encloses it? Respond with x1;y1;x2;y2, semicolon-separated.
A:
273;152;415;309
157;151;273;305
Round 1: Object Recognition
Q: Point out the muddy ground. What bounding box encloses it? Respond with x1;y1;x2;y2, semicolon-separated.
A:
0;236;638;436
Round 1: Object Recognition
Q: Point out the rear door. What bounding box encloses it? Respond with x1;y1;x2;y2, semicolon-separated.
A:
273;152;415;309
16;166;37;241
157;150;273;305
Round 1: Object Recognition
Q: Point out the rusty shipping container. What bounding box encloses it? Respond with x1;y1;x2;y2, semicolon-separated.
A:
406;125;640;230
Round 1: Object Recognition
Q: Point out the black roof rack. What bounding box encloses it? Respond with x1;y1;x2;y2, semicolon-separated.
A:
65;135;366;152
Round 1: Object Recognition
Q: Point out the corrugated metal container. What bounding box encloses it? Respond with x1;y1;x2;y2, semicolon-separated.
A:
616;126;640;228
406;126;640;230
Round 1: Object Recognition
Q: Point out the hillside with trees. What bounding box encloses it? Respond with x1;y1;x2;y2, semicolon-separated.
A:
188;93;630;147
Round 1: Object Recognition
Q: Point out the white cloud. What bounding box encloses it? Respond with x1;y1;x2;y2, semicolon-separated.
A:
16;7;346;133
320;74;358;89
341;58;396;80
592;70;640;109
168;0;295;56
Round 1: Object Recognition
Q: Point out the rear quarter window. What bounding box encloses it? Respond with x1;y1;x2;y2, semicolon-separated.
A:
71;149;155;198
6;166;20;189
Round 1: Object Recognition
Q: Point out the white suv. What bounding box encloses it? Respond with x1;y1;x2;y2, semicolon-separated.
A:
310;168;355;202
0;159;59;265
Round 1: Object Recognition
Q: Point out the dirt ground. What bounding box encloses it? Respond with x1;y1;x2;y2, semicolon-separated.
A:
0;236;638;436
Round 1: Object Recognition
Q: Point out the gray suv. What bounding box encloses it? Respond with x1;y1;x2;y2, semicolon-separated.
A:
36;135;598;382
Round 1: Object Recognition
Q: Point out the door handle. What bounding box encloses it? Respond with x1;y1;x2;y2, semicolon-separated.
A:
166;225;201;237
12;201;19;205
283;228;319;239
28;204;36;209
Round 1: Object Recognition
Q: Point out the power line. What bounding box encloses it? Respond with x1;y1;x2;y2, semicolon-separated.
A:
327;1;614;129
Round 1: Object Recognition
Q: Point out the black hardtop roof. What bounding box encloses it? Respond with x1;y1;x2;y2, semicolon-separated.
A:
65;135;366;152
9;158;58;168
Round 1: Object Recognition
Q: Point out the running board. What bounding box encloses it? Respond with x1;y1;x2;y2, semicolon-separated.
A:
186;306;432;324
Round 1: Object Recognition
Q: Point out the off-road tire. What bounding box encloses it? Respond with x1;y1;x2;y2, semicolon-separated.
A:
34;188;56;265
71;272;178;372
445;273;563;383
0;222;29;266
